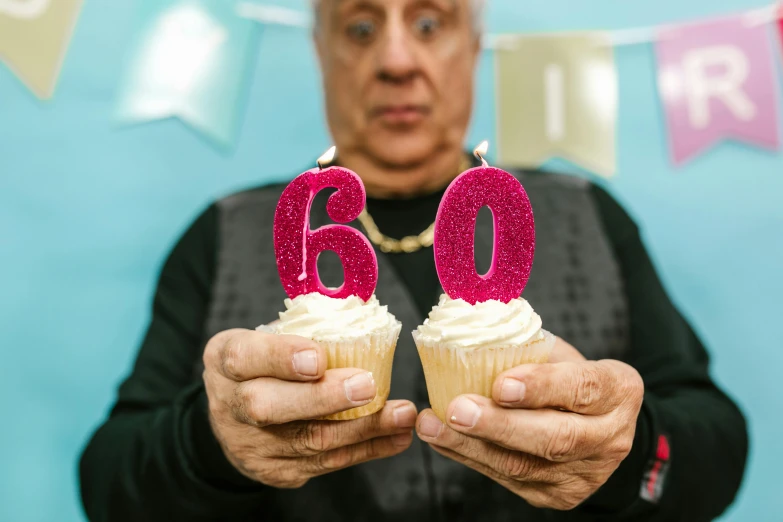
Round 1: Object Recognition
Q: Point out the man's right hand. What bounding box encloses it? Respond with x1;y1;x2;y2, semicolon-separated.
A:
202;329;416;489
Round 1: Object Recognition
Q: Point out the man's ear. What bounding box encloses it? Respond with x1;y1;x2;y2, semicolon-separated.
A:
473;33;482;57
313;29;322;60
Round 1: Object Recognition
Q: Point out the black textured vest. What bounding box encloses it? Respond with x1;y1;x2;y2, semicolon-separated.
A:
202;170;629;522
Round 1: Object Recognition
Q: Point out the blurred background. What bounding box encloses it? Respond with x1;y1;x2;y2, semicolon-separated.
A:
1;0;782;520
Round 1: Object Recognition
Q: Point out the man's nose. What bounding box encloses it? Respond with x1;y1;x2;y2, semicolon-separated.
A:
376;21;419;84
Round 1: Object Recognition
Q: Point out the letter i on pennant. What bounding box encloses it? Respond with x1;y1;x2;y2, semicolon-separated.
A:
655;14;781;165
494;33;618;178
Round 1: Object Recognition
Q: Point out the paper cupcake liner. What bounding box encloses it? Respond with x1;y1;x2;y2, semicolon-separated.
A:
317;324;401;420
260;323;402;421
413;329;556;421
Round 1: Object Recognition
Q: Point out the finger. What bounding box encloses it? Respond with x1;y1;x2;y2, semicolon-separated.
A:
211;329;326;382
428;444;519;489
296;432;414;478
547;337;586;363
492;359;636;415
267;400;418;457
445;395;600;462
233;368;378;426
416;410;557;482
428;445;557;509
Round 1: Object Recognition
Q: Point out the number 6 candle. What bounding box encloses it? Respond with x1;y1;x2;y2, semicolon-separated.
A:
434;141;535;304
274;146;378;302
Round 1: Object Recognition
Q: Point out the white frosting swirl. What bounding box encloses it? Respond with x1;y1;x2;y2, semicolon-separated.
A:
267;293;399;340
415;294;544;347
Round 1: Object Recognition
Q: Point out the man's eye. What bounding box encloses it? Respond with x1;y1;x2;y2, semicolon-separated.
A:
413;15;440;37
347;19;376;42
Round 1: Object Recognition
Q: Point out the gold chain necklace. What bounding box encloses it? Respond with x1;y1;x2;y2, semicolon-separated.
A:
358;155;472;254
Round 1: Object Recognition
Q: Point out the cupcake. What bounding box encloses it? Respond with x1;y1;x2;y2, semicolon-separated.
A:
413;294;555;421
259;293;401;420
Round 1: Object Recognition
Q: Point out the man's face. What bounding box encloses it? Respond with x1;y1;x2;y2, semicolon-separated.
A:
315;0;480;168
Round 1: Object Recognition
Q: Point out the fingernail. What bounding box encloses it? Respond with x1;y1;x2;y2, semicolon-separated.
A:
500;378;526;403
344;372;376;403
393;404;417;429
450;397;481;428
391;433;412;447
292;350;318;376
418;413;444;438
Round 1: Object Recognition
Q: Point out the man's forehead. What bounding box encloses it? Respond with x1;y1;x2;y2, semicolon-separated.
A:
323;0;460;9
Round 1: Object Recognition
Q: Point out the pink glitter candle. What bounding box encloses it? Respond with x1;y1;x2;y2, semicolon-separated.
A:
434;142;535;305
274;147;378;302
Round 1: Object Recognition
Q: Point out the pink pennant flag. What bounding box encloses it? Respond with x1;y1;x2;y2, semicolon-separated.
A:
655;14;780;165
778;5;783;50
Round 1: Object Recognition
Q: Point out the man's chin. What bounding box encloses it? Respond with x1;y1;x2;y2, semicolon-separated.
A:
364;131;441;169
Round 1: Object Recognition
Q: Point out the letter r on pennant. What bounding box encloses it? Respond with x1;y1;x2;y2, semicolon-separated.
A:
683;45;756;129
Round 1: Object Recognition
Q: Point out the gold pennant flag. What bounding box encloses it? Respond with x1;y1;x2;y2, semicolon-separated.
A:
495;33;618;177
0;0;83;99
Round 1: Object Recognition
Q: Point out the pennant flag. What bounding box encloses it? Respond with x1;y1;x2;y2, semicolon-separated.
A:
495;33;618;178
655;14;780;165
778;4;783;50
0;0;83;99
115;0;259;148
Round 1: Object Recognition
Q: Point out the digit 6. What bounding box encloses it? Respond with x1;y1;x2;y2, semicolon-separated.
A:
274;167;378;301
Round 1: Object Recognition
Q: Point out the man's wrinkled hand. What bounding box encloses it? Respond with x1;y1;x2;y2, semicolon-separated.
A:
203;329;417;489
415;338;644;510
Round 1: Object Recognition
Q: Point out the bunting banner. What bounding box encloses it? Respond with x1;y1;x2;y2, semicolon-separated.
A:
3;1;783;168
115;0;259;147
655;14;781;165
0;0;83;99
494;33;618;178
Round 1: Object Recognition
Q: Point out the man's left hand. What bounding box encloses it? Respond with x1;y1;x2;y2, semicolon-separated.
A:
415;338;644;510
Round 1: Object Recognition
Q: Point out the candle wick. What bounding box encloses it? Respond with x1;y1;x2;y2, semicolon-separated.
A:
473;140;490;167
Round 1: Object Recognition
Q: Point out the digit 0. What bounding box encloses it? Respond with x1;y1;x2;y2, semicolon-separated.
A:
433;167;535;305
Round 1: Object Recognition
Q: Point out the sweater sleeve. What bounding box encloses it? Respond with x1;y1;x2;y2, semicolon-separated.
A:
556;185;748;521
79;204;268;522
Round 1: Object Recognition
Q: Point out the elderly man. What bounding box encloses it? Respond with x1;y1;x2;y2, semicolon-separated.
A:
79;0;747;520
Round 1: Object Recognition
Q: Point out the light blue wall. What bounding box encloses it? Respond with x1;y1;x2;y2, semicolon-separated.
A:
1;1;781;520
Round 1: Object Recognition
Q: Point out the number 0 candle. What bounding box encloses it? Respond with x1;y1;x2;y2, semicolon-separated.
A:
274;146;378;302
434;141;535;305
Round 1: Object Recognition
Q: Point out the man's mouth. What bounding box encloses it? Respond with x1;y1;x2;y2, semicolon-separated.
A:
372;105;430;126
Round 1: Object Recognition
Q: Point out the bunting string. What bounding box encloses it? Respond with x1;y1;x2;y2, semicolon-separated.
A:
2;0;782;174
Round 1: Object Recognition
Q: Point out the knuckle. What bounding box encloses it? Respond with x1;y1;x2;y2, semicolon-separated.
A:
450;433;472;455
202;333;225;370
221;339;246;380
299;423;333;455
498;413;520;446
264;466;309;489
573;366;602;410
499;450;533;479
544;418;583;462
552;495;582;511
237;386;270;426
623;369;645;405
607;361;644;407
318;447;354;471
609;435;634;459
546;481;589;510
524;490;553;509
206;387;224;419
